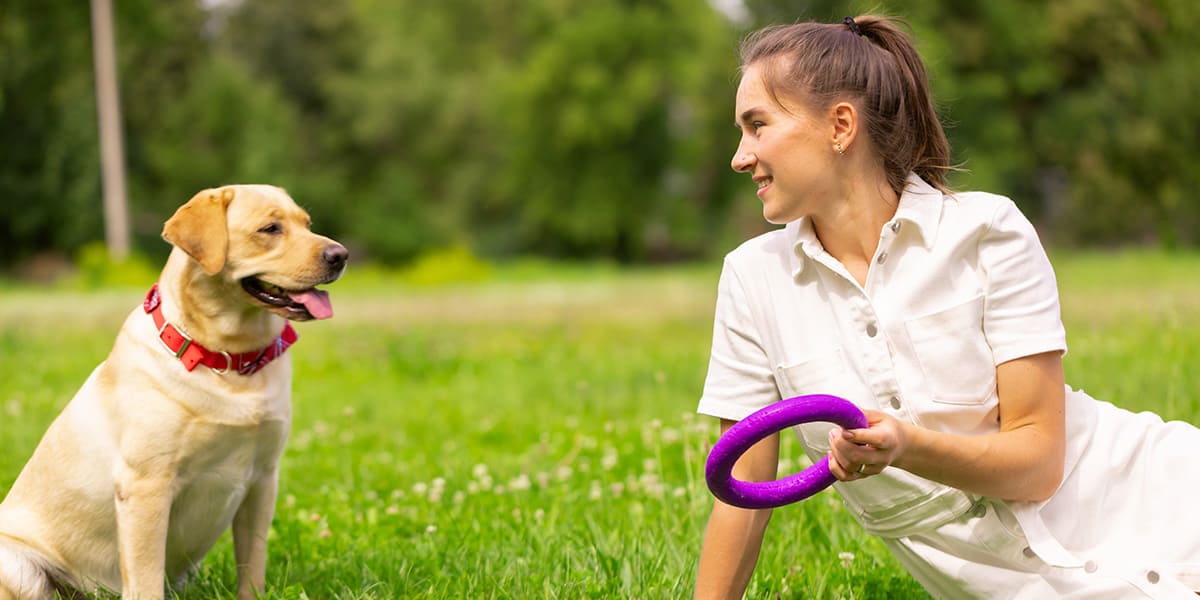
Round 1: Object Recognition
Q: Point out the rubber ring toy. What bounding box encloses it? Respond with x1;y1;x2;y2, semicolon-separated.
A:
705;394;867;509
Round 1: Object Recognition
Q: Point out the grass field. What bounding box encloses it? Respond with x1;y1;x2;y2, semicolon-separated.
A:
1;250;1198;599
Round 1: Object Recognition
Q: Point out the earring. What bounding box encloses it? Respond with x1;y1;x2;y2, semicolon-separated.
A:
835;142;844;156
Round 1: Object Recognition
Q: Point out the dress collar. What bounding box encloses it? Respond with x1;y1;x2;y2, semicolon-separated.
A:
790;173;944;278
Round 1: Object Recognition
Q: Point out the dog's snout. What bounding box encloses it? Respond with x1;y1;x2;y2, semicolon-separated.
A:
322;244;349;269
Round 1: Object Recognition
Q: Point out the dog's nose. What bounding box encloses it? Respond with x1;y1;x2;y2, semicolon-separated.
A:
323;244;349;269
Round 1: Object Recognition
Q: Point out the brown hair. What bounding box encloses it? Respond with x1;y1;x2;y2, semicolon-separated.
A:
739;15;952;195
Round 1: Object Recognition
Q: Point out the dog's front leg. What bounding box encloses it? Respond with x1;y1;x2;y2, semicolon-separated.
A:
232;469;278;600
114;472;173;600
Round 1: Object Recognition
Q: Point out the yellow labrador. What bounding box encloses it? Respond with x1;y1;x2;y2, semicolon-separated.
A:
0;185;347;600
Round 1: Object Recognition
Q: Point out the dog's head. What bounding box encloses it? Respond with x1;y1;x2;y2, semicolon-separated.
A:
162;185;348;321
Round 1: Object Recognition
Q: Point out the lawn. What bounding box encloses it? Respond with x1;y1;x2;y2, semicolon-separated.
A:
1;250;1198;599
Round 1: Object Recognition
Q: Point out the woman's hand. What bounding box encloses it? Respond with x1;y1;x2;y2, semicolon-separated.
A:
827;410;908;480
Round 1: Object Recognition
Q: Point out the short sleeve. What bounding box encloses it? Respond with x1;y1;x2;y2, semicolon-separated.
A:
697;258;780;421
979;199;1068;365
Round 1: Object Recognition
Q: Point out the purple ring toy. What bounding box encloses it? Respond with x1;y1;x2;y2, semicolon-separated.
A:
705;394;867;509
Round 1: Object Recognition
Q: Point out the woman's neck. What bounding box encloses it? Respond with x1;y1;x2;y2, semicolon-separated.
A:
811;176;899;287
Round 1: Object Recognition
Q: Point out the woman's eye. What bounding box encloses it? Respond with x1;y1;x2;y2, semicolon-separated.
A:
258;223;281;235
751;121;765;132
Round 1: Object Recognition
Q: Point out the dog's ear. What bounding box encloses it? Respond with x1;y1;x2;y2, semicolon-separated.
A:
162;187;236;275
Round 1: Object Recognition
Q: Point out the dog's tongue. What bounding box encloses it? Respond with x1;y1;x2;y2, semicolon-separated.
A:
289;289;333;319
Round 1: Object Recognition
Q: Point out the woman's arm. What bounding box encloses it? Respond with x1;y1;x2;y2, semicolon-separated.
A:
828;351;1066;502
695;419;779;600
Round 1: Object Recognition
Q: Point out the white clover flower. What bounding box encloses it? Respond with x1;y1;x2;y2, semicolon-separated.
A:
472;463;489;478
601;453;618;471
412;482;429;497
425;525;437;534
508;474;532;491
838;552;855;568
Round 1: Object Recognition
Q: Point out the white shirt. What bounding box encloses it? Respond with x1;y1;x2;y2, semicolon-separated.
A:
698;174;1200;597
698;173;1067;533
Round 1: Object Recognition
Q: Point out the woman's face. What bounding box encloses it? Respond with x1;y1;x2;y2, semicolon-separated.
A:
731;63;837;224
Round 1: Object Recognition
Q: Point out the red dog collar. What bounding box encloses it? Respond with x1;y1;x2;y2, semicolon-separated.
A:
143;283;297;375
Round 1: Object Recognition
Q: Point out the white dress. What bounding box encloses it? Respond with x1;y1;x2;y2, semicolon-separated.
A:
697;174;1200;598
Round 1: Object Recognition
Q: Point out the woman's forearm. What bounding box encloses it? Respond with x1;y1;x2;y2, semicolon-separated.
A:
893;421;1064;501
831;352;1067;502
694;502;772;599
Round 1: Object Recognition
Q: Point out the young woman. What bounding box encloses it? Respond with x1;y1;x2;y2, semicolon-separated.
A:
694;15;1200;599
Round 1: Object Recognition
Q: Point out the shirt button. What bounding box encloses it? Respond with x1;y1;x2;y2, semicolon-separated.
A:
890;221;901;233
970;503;987;518
1084;560;1098;573
889;396;901;409
1147;570;1160;584
876;251;888;265
1022;546;1036;558
865;323;878;337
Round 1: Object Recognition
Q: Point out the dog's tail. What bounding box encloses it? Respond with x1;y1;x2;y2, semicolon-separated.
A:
0;534;72;600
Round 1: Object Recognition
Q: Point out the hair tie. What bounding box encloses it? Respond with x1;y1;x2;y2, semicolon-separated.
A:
843;16;863;37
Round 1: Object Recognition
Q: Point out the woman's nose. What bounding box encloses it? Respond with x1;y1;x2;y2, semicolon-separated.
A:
731;147;755;173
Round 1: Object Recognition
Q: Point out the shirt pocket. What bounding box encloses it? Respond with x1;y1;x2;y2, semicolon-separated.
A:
775;348;857;455
904;295;996;405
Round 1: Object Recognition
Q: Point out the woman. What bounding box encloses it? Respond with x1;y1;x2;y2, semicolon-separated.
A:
694;15;1200;599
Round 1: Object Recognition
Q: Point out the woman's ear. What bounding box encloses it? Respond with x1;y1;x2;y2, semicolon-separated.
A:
831;101;858;153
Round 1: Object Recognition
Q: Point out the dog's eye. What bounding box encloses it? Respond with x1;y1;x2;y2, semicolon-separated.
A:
258;223;282;235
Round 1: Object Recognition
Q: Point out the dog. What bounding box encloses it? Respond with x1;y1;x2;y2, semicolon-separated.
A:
0;185;347;600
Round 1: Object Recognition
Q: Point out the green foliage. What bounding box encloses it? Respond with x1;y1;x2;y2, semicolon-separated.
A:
395;245;493;286
67;241;159;289
0;1;102;264
2;1;1199;270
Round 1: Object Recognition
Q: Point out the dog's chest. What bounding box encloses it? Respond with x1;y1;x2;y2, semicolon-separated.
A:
166;418;287;556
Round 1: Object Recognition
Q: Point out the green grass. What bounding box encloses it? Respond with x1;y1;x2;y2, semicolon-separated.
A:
1;250;1198;599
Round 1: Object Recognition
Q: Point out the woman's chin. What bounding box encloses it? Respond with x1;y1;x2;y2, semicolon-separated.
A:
762;207;795;225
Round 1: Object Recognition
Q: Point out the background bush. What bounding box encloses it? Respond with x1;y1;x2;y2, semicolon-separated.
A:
2;0;1198;270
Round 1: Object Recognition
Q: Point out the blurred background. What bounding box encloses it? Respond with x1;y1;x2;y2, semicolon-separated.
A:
2;0;1198;282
